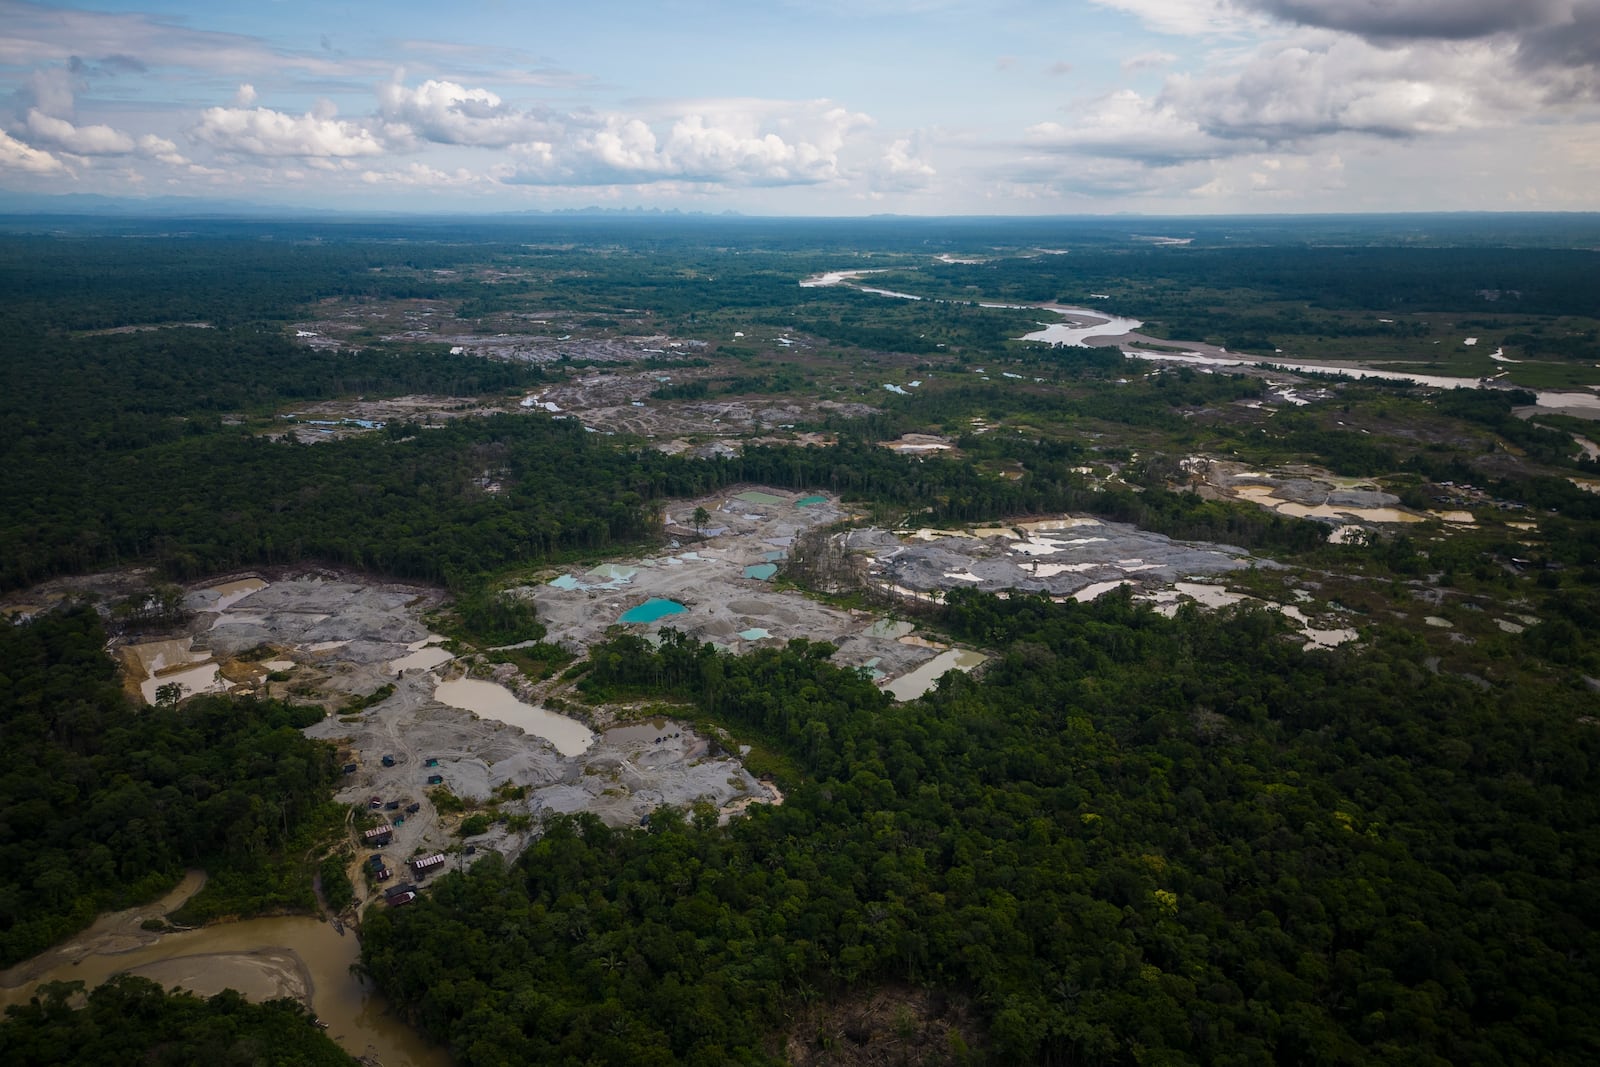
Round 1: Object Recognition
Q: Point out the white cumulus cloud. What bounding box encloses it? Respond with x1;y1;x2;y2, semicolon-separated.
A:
505;99;872;187
24;109;136;154
360;162;482;187
0;127;68;174
378;78;558;147
190;105;386;158
874;137;937;191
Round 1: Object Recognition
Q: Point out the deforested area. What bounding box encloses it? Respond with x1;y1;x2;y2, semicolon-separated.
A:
3;215;1598;1065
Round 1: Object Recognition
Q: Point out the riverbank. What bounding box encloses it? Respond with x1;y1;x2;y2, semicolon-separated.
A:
0;869;445;1066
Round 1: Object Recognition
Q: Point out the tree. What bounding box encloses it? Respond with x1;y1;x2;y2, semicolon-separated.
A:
692;506;710;536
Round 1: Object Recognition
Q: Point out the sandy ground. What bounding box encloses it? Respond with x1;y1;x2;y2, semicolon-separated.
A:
0;871;208;992
0;868;312;1018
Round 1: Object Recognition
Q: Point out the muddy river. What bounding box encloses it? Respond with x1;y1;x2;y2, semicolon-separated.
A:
0;873;445;1066
805;267;1600;413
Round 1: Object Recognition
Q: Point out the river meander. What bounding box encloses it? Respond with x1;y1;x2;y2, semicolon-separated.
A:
800;269;1600;413
0;872;445;1066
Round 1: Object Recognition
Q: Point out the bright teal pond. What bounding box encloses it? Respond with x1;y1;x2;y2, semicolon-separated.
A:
743;564;778;580
619;598;688;623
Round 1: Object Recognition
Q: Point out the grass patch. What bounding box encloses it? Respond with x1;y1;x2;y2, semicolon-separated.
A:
429;787;468;815
486;641;574;681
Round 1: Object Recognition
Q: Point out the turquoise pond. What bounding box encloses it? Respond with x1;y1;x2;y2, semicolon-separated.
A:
795;495;828;508
743;563;778;580
618;598;688;624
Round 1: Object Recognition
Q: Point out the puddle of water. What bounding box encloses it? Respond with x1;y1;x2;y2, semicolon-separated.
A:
795;495;828;508
123;638;196;676
1233;485;1424;524
1168;582;1249;610
738;628;771;641
865;619;915;640
1278;605;1358;647
205;578;268;612
619;598;688;624
735;491;785;505
898;634;948;650
127;638;228;704
549;574;580;590
882;649;988;701
141;661;225;704
743;563;778;581
389;646;454;672
433;678;594;756
1010;537;1080;556
908;528;976;541
1018;517;1102;534
587;564;638;585
1030;562;1101;577
1074;580;1130;603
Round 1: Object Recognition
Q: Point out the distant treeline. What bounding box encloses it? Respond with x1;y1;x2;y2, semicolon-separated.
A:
0;405;1330;591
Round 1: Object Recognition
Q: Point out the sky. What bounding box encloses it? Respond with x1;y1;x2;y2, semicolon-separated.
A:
2;0;1600;215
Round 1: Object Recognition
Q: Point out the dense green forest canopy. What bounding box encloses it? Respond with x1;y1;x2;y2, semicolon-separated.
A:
0;608;341;966
0;975;356;1066
2;216;1599;1063
5;216;1591;592
363;595;1600;1065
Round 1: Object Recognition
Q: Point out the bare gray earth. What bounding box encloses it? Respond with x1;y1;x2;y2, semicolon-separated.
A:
522;487;943;682
843;517;1261;600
